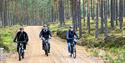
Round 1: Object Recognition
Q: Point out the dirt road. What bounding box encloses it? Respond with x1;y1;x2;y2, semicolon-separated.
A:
5;26;104;63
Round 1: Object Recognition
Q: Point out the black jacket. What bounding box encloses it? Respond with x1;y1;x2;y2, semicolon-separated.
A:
66;30;78;43
14;31;29;43
39;29;52;39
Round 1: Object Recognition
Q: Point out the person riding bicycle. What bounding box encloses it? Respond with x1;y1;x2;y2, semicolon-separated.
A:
66;26;78;56
39;24;52;53
13;27;29;52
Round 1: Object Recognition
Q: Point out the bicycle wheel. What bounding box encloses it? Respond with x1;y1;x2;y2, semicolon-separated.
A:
73;49;76;59
70;45;73;57
18;48;22;61
44;43;49;56
72;44;76;59
22;51;24;59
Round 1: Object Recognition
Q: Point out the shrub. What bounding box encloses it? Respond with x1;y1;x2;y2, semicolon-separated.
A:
79;35;125;48
0;25;20;52
57;27;68;39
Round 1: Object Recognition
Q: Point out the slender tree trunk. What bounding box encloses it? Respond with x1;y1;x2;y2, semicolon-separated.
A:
59;0;65;26
100;0;104;33
91;0;94;20
71;0;77;31
3;0;8;26
111;0;115;29
87;0;90;33
0;0;3;26
77;0;82;38
115;0;118;26
95;2;99;38
119;0;123;32
83;0;85;26
104;0;108;37
124;0;125;16
51;6;54;22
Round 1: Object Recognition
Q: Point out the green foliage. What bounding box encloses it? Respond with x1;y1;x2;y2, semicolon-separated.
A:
79;34;125;48
0;25;20;52
57;27;68;39
49;21;71;37
49;23;59;33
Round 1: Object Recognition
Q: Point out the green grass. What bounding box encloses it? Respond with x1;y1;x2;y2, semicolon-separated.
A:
0;25;20;52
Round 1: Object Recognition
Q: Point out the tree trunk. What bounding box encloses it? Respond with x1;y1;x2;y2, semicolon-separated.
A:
77;0;82;38
83;0;85;26
100;0;104;33
111;0;115;29
115;0;118;26
87;0;90;33
95;2;99;38
104;0;108;37
119;0;123;32
59;0;65;26
3;0;8;26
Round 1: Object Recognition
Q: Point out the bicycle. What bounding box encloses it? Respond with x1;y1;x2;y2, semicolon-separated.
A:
42;38;50;56
17;41;25;61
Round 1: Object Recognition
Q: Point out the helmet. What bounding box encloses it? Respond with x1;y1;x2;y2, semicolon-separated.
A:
43;24;47;27
69;26;73;28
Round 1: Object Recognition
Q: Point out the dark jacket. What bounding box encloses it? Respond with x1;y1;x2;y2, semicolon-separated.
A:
66;30;78;43
14;31;29;43
39;29;52;39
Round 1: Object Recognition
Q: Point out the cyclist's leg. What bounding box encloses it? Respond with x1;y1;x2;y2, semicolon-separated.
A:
23;43;26;50
74;42;77;50
67;42;71;53
42;40;45;50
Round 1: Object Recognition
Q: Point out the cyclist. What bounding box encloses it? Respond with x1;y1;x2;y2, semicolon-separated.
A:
13;27;29;57
39;24;52;53
66;26;78;56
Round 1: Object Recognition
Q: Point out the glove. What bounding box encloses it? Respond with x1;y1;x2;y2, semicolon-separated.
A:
49;37;51;39
13;40;16;42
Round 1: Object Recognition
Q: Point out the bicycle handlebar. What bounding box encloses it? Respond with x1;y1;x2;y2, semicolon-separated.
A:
15;41;26;43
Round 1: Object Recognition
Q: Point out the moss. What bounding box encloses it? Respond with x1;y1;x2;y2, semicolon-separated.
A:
79;35;125;48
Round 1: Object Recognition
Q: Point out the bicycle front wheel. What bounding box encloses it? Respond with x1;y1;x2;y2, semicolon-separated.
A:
73;47;76;59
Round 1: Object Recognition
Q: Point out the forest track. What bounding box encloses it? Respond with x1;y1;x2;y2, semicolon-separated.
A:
5;26;104;63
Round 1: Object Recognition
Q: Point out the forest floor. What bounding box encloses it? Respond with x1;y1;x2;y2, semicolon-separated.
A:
5;26;104;63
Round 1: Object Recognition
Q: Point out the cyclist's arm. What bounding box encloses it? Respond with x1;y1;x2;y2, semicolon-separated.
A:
13;32;18;42
74;32;78;39
39;30;43;38
66;31;71;39
49;30;52;37
25;32;29;42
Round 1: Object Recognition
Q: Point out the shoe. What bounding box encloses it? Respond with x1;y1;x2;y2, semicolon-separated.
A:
22;56;24;59
19;58;21;61
24;50;26;52
68;53;72;57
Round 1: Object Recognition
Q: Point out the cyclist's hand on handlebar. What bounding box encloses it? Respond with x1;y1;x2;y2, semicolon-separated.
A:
13;40;16;42
49;37;51;39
